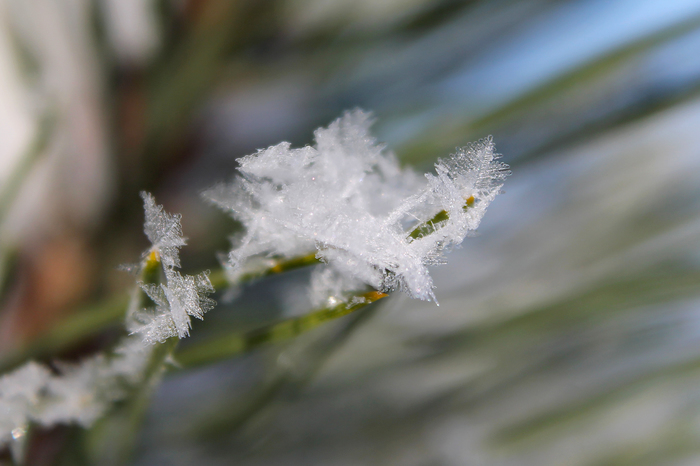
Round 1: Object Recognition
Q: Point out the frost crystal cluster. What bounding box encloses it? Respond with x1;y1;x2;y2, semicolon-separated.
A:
129;192;215;344
0;194;214;452
0;337;149;451
206;110;509;304
0;110;507;455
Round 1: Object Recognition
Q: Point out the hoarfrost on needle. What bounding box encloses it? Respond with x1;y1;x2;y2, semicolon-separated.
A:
0;337;150;449
0;193;215;450
0;109;508;453
131;192;215;344
141;191;186;269
205;109;509;304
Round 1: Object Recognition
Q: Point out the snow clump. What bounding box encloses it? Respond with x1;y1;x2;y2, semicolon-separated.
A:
129;192;216;344
205;109;509;305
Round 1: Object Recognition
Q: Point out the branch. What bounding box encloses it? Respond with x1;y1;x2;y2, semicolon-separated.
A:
174;290;388;369
0;252;322;374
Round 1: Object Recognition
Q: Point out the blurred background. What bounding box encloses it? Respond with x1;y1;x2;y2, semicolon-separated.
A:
1;0;700;464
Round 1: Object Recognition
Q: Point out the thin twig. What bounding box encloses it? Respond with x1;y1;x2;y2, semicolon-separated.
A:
174;290;388;368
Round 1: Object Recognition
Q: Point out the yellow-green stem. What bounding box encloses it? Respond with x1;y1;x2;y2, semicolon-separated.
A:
174;290;388;369
0;252;322;374
408;195;475;240
236;252;321;283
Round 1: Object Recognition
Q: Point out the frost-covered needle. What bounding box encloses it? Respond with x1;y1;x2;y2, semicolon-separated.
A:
205;109;509;305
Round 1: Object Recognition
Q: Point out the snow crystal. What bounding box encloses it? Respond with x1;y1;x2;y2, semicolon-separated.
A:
130;193;215;344
0;362;50;446
205;109;509;304
0;336;150;449
141;192;186;269
0;194;214;450
133;269;215;344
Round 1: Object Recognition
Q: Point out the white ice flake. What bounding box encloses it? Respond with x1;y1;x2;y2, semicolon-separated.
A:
38;356;115;427
0;363;50;446
0;194;214;451
205;110;509;304
131;192;215;344
141;191;186;269
0;336;150;451
133;269;215;344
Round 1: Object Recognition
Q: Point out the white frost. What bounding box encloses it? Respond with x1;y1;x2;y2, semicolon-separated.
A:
205;110;509;304
0;337;149;449
0;110;508;453
131;192;216;344
141;191;187;269
0;193;214;451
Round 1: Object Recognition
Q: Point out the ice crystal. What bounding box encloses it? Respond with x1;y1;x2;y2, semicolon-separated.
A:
133;269;215;344
0;337;150;450
0;363;50;446
205;110;509;304
34;337;149;427
130;193;215;344
0;194;213;451
141;192;186;269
